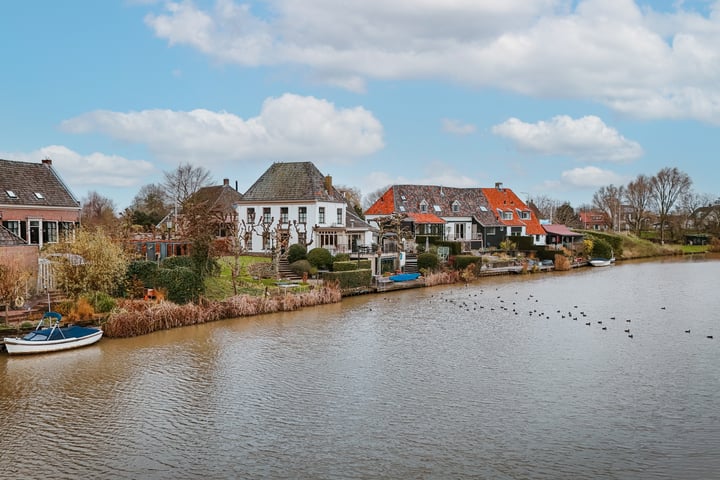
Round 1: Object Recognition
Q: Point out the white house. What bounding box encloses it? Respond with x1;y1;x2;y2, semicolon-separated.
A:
235;162;375;255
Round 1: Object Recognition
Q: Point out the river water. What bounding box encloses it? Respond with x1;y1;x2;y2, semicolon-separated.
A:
1;256;719;479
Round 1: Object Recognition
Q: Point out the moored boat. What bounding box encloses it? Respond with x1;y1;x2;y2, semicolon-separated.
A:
3;311;102;355
388;272;421;282
589;257;615;267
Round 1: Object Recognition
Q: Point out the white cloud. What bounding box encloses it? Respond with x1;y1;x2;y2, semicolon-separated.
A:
2;145;157;190
491;115;643;162
442;118;477;136
560;166;628;187
60;94;384;166
144;0;720;123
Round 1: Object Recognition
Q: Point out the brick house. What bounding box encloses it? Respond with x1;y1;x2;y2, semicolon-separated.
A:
0;158;80;248
364;184;505;251
481;183;546;246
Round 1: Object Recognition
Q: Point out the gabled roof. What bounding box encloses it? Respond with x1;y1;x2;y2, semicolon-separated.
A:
241;162;345;203
346;207;377;231
0;224;26;246
365;185;501;226
189;181;243;213
0;158;79;208
481;185;545;235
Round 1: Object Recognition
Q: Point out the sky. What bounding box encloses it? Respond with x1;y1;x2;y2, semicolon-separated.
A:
2;0;720;212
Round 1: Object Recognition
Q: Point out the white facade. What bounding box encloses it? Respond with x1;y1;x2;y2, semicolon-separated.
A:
235;200;374;255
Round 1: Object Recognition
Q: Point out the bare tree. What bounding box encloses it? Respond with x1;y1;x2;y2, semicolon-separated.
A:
554;202;580;227
363;185;390;210
624;174;653;235
650;167;692;244
81;191;118;231
528;195;555;221
336;184;365;219
129;183;171;229
592;184;625;231
163;163;213;207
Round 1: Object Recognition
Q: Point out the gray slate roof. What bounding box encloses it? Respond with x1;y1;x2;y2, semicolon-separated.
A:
0;159;80;208
190;183;243;213
242;162;345;203
390;185;502;226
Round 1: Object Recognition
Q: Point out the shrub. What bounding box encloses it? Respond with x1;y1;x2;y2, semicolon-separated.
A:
289;260;315;276
333;259;372;271
452;255;480;271
333;253;351;262
126;260;158;289
590;237;613;259
85;291;117;313
287;244;307;264
322;269;372;290
417;252;439;271
161;256;193;269
155;267;203;304
307;247;333;270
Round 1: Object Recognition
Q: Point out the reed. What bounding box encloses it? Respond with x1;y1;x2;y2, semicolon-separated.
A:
423;270;460;287
103;284;342;338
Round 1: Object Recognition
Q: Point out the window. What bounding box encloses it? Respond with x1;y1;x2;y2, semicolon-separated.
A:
336;208;343;225
319;230;337;247
399;205;406;212
298;231;306;246
43;221;58;243
454;223;465;239
452;201;460;213
433;205;441;212
502;211;513;220
486;227;496;235
2;220;20;237
262;232;271;250
5;190;17;198
247;208;255;223
245;232;253;250
479;206;488;212
280;207;289;223
34;192;44;199
319;207;326;224
520;211;531;220
420;200;428;213
263;207;271;223
298;207;307;223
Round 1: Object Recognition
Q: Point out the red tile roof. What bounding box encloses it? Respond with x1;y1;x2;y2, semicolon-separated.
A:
364;187;395;215
481;186;545;235
406;212;446;224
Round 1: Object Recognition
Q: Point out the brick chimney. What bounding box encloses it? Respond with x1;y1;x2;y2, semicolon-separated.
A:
223;178;230;186
324;175;333;193
42;158;52;166
495;182;503;191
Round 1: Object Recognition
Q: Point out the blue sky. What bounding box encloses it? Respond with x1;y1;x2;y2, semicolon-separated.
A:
2;0;719;211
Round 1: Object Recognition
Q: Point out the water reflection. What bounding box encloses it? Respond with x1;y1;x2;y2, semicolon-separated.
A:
1;257;719;479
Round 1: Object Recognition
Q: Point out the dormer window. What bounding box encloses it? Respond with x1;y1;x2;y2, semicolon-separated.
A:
6;190;17;198
502;211;513;220
520;211;531;220
452;200;460;213
34;192;44;199
420;200;428;213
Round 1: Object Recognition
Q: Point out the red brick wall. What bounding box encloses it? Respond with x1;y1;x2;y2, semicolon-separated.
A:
1;207;80;223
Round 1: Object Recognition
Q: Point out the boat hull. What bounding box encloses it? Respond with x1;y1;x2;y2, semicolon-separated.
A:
589;258;614;267
4;329;103;355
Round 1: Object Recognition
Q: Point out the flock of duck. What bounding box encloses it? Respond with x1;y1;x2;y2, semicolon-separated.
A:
421;285;715;341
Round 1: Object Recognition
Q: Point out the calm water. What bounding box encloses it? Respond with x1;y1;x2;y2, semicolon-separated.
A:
2;256;719;479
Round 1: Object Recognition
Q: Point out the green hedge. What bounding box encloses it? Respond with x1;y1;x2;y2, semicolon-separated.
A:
585;231;623;257
161;256;194;269
434;241;462;255
333;259;372;271
417;252;439;271
307;247;333;269
126;261;158;288
287;244;307;264
322;269;373;290
155;266;203;304
452;255;481;270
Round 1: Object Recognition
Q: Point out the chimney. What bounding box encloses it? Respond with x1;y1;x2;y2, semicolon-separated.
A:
324;175;333;193
42;158;52;166
495;182;503;191
223;178;230;186
235;180;239;191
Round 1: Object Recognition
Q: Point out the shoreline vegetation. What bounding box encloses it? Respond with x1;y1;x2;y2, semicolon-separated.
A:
2;233;716;340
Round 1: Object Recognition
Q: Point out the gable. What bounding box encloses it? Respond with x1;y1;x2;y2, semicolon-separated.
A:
0;158;79;208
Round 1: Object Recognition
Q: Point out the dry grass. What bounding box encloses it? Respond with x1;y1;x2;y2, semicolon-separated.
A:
103;284;342;338
423;270;460;287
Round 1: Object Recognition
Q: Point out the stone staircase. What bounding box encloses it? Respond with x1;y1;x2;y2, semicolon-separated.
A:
277;256;303;281
405;253;418;273
1;291;68;324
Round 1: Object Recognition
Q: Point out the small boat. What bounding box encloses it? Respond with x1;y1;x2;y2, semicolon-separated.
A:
589;257;615;267
3;311;103;355
388;272;421;282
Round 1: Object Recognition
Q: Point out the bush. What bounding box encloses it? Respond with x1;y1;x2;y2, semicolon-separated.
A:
452;255;480;271
333;253;351;262
155;267;203;304
289;260;315;276
85;291;117;313
287;244;307;264
417;252;439;271
590;237;613;259
322;269;372;290
333;259;372;271
161;256;193;269
307;248;333;270
126;261;158;289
